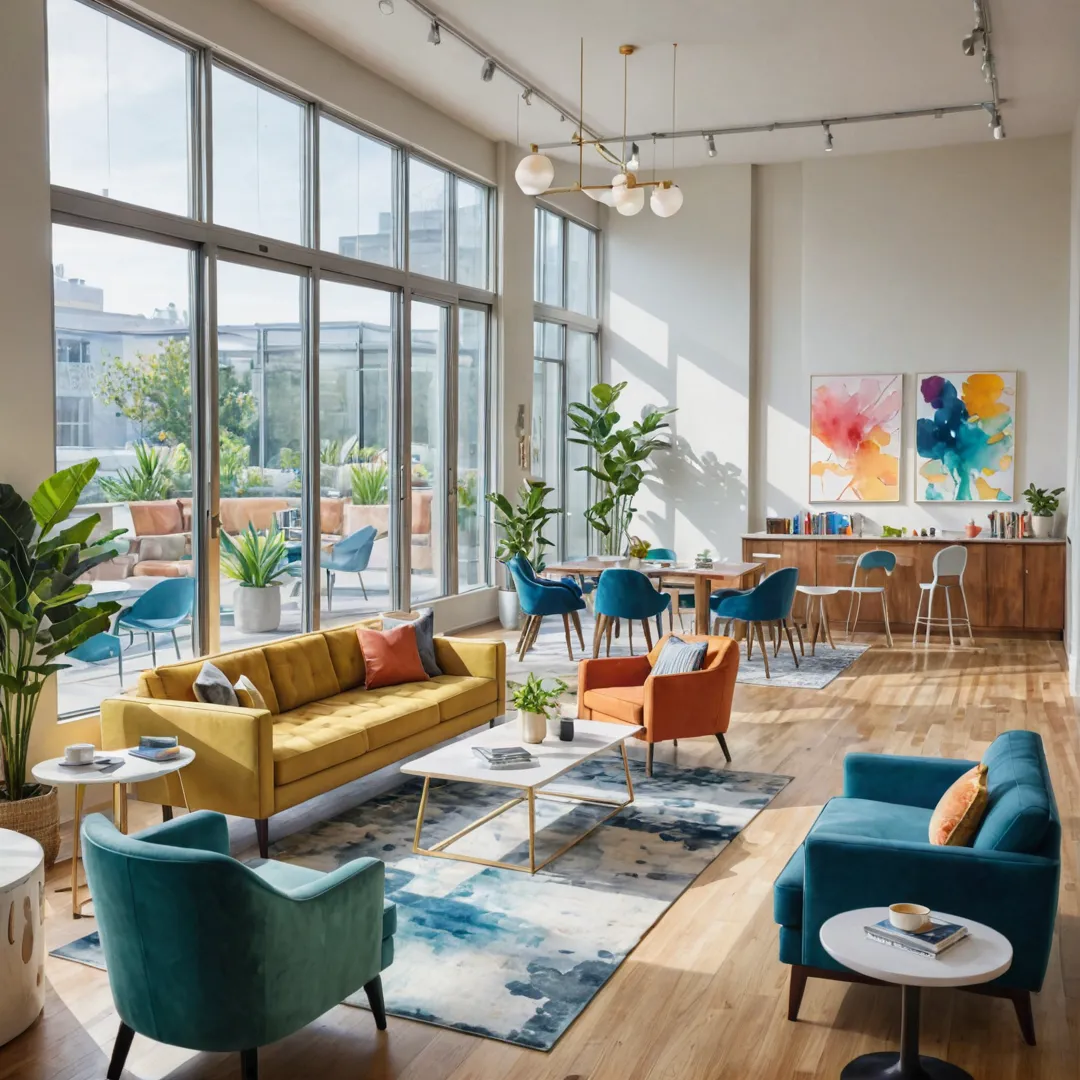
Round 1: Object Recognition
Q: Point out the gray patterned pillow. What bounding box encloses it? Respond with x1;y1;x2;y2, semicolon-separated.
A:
651;636;708;676
193;662;239;707
382;608;442;677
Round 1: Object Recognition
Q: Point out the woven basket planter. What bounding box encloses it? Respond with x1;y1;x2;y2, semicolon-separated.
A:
0;786;60;869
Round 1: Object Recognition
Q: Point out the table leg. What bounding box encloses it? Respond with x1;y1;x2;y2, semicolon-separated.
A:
694;575;710;635
71;784;85;919
527;788;536;873
839;985;972;1079
112;783;129;834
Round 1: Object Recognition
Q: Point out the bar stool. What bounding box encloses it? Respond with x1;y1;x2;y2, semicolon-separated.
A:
794;585;842;655
913;545;972;646
840;549;897;647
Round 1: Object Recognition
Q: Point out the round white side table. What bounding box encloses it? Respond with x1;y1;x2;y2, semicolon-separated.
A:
820;907;1012;1079
0;829;45;1046
32;748;195;918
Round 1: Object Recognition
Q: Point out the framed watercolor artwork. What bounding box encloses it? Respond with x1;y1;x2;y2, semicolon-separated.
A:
809;374;902;502
915;371;1015;502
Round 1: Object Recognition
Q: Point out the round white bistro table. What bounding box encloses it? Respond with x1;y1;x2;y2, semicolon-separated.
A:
795;584;843;654
31;747;195;918
0;829;45;1045
820;907;1012;1079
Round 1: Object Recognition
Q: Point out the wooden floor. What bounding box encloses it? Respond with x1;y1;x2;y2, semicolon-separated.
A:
3;630;1077;1080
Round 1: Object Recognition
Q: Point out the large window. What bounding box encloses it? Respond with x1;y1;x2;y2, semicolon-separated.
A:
47;0;495;718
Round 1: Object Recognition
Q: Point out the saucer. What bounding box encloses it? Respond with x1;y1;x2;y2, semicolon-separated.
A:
58;756;123;768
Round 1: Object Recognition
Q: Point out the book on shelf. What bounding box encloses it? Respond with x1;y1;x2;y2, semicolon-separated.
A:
761;512;862;537
864;917;968;957
987;510;1032;539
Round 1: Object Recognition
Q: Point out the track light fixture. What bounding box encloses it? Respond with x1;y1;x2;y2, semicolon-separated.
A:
961;27;983;56
626;142;640;172
427;19;440;45
992;111;1005;139
481;57;496;82
823;122;834;152
377;0;393;12
705;133;716;157
522;88;533;105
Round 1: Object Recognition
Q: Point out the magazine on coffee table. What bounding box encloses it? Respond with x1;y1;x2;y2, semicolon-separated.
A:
472;746;537;769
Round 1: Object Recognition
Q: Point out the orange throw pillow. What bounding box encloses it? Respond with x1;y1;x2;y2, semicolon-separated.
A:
356;623;430;690
929;763;989;846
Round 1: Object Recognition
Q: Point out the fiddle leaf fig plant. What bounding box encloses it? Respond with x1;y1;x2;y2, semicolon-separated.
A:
1022;484;1065;517
485;480;561;582
0;461;124;802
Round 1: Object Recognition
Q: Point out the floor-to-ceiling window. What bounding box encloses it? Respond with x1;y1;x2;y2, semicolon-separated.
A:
533;207;600;557
46;0;494;718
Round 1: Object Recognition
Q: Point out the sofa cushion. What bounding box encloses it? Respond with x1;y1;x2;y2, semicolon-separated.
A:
264;635;341;713
582;685;644;726
383;608;442;678
193;662;239;707
357;623;429;690
323;625;367;691
154;648;280;714
975;730;1054;853
326;675;496;723
272;697;440;785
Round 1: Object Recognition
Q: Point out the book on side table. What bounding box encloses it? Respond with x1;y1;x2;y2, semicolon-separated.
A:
864;916;969;957
129;735;181;762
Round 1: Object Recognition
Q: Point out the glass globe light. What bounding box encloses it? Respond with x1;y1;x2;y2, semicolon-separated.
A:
514;148;554;195
650;183;683;217
585;187;617;206
615;185;645;216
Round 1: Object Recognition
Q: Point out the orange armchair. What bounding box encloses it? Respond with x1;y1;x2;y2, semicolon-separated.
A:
577;634;739;776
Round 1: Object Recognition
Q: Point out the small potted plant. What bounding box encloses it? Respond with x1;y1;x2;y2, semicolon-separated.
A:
626;535;650;568
220;522;290;632
1022;484;1065;539
694;548;714;569
509;673;568;744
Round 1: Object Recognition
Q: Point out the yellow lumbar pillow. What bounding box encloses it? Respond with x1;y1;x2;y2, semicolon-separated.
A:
929;763;989;846
233;674;268;711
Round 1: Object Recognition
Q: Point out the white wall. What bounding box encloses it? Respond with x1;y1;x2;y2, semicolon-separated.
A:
603;166;753;562
1067;112;1080;692
755;136;1071;535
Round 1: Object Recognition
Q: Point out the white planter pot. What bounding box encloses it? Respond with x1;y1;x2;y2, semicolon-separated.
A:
519;710;547;744
498;588;521;630
234;585;281;633
1031;514;1054;539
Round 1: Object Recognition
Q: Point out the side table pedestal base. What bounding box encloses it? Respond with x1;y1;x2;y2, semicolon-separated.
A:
841;1053;972;1080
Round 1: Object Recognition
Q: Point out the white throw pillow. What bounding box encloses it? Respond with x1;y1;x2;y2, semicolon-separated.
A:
233;674;268;711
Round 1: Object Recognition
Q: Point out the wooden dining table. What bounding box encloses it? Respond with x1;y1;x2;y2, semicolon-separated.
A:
542;558;763;636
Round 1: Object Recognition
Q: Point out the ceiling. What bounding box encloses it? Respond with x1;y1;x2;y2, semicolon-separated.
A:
252;0;1080;166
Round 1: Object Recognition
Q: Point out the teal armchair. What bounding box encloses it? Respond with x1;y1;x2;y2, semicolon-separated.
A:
774;730;1059;1045
82;811;395;1080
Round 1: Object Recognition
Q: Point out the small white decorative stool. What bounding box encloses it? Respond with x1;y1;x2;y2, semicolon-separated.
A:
0;829;45;1046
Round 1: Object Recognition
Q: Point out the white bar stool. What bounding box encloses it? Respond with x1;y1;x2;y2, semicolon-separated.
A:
913;544;973;646
794;585;841;655
840;549;897;648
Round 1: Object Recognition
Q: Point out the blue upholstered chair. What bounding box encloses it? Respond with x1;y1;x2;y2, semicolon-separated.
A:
593;568;671;658
322;525;378;609
775;731;1060;1045
82;810;395;1080
115;577;195;666
507;553;587;660
712;566;799;677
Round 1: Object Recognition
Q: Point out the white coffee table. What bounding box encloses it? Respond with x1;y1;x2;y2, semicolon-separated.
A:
32;747;195;918
820;907;1013;1079
402;718;643;874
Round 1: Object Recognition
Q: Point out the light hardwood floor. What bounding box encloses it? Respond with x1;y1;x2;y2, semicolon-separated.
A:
2;630;1076;1080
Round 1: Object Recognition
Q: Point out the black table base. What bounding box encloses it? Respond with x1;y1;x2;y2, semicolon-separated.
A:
840;986;972;1080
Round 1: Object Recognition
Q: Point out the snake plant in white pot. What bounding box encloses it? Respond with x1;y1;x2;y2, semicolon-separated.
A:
220;523;290;633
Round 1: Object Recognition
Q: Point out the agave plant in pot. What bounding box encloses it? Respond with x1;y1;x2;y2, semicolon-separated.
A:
1022;484;1065;540
0;461;123;865
220;523;290;633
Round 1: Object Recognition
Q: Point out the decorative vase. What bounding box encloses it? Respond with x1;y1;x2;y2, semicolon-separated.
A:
233;584;281;633
498;588;521;630
627;557;643;569
1031;514;1053;539
0;785;60;870
519;710;547;744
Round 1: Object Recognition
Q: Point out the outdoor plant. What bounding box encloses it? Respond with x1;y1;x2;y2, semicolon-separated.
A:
1022;484;1065;517
568;382;675;556
98;441;176;502
486;480;561;580
509;672;568;718
0;461;123;802
219;523;290;588
351;462;390;505
219;432;252;495
411;462;431;487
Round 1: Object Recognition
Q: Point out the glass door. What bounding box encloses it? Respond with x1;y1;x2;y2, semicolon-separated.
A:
456;306;488;591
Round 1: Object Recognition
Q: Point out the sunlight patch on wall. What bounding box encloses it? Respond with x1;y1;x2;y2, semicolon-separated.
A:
766;404;810;513
609;292;669;368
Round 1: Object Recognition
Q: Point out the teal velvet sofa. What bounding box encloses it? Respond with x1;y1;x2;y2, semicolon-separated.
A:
774;730;1060;1045
82;811;395;1080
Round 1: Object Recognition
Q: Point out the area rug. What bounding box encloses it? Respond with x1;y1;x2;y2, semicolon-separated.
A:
51;756;789;1051
735;641;869;688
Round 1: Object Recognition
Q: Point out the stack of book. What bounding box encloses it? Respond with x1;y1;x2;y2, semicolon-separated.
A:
987;510;1033;539
130;735;180;762
472;746;537;770
765;513;860;536
864;916;968;958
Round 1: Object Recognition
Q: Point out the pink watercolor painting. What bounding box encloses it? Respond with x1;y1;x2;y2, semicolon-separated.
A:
810;375;902;502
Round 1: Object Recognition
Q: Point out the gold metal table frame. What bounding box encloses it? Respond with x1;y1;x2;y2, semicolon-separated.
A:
411;744;635;874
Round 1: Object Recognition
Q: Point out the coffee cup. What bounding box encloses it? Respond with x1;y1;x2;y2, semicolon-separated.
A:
889;902;930;932
64;743;95;765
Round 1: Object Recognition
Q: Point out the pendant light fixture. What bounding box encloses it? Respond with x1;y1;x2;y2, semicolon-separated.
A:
650;44;683;217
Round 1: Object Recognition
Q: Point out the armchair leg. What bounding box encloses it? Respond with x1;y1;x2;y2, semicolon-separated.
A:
561;613;575;660
364;974;388;1030
787;965;809;1022
646;743;654;778
106;1022;135;1080
241;1048;259;1080
1010;989;1036;1046
255;818;269;860
162;805;173;822
715;732;732;763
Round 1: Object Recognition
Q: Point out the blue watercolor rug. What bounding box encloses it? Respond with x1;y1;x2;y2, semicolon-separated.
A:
51;756;789;1051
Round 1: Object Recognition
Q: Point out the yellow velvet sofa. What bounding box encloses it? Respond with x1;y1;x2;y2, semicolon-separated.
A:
99;621;505;856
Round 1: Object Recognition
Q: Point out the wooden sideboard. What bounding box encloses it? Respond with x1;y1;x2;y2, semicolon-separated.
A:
740;534;1066;637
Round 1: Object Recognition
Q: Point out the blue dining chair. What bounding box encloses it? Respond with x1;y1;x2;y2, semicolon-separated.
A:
322;525;378;609
712;566;800;678
645;547;695;630
593;568;671;658
116;577;195;667
68;631;125;686
507;553;587;661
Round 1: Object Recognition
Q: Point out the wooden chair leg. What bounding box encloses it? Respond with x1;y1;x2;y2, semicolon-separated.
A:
255;818;269;860
881;590;893;647
794;619;804;656
715;732;731;762
746;625;754;660
605;617;614;657
527;615;544;655
514;616;532;656
821;603;836;649
592;614;606;658
773;621;782;657
784;620;800;667
755;623;772;678
106;1022;135;1080
364;974;388;1030
788;965;809;1022
641;619;653;651
561;613;575;660
570;609;585;649
645;743;654;778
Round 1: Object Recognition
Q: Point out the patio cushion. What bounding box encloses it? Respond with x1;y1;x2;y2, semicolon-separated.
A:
582;685;645;726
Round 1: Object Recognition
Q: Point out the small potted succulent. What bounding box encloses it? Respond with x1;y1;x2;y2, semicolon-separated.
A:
1022;484;1065;539
509;673;568;744
220;522;290;633
694;548;714;569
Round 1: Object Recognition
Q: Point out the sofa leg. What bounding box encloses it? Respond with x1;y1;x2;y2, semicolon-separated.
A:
646;743;654;778
1010;989;1036;1046
787;965;809;1022
241;1048;258;1080
106;1022;135;1080
364;974;388;1030
162;805;173;822
255;818;269;860
716;732;732;763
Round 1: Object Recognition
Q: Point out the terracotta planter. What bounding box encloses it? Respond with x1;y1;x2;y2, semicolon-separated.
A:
0;785;60;870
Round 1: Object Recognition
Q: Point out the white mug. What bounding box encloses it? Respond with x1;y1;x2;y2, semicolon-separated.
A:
889;903;931;932
64;743;95;765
